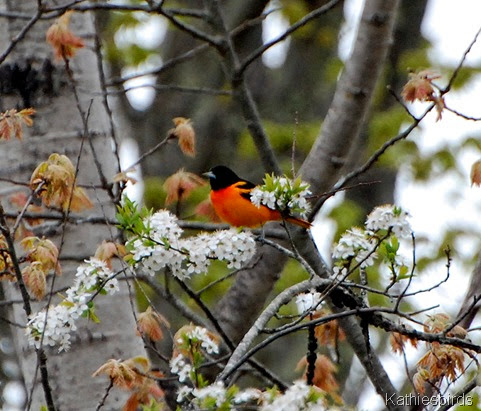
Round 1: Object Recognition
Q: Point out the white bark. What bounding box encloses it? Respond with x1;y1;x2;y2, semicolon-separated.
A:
0;2;145;409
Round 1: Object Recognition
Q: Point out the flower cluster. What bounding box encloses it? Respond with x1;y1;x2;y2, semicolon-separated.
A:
127;210;256;279
175;379;325;410
193;382;227;408
250;174;311;218
332;227;377;268
233;388;262;404
74;258;119;295
332;204;412;277
261;380;326;411
26;258;118;352
182;325;220;355
177;381;236;409
170;325;223;404
174;371;325;410
170;354;192;383
170;325;220;382
26;303;80;352
365;205;411;238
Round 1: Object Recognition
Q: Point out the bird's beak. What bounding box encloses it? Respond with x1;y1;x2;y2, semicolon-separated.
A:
203;171;215;179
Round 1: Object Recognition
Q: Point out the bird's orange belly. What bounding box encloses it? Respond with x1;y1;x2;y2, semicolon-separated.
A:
210;187;280;227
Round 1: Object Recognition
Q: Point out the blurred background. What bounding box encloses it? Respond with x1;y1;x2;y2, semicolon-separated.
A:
3;0;481;409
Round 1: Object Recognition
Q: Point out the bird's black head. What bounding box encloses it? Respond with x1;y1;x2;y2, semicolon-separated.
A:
204;165;242;191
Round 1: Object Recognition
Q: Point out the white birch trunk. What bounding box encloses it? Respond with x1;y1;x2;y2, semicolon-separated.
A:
0;1;146;409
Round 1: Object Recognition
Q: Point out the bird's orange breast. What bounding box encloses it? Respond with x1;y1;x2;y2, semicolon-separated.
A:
210;184;281;228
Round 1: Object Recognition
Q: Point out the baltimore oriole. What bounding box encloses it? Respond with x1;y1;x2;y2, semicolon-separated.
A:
204;165;311;229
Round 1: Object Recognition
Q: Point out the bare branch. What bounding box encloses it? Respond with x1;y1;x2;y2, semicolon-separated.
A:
443;24;481;94
205;0;281;174
0;9;42;64
237;0;341;76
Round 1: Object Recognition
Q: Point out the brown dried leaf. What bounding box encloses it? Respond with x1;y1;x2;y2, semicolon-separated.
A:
92;358;137;389
163;168;205;205
46;11;85;60
21;236;61;275
69;186;94;212
94;241;126;269
471;159;481;187
22;262;47;300
313;309;346;347
168;117;196;157
390;331;418;354
401;70;440;103
0;108;36;140
136;306;170;342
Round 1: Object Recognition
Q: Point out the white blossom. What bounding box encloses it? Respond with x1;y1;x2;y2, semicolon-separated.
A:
129;213;256;279
147;210;183;242
250;176;311;218
176;385;193;403
193;381;226;407
26;304;77;352
212;229;256;270
25;258;120;352
170;354;192;383
366;204;411;238
104;278;120;294
296;291;322;313
260;380;325;411
251;189;276;210
72;258;115;292
233;388;263;404
332;227;377;268
185;326;219;354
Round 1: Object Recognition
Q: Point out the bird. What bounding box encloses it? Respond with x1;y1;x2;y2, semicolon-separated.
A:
203;165;311;229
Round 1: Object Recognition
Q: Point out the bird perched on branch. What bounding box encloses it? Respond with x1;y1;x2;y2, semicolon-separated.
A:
204;165;311;229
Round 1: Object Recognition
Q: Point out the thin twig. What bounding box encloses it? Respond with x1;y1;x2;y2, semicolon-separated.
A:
95;379;114;411
237;0;341;76
444;105;481;121
0;9;42;64
103;83;232;97
443;24;481;94
124;136;169;172
107;44;209;87
394;233;416;311
309;104;434;218
92;24;123;202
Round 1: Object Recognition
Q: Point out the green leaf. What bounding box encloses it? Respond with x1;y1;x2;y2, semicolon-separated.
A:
83;302;100;324
397;266;412;280
141;399;163;411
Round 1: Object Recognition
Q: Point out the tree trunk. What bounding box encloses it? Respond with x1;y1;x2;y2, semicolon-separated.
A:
215;0;404;406
0;2;145;409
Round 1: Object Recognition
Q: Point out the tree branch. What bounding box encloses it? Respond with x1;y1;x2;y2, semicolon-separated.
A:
237;0;341;76
300;0;401;195
205;0;281;174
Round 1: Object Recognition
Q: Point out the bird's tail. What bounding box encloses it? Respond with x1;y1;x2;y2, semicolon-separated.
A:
285;216;312;229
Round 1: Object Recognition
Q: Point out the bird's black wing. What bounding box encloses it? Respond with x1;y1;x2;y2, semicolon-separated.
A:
236;179;256;201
